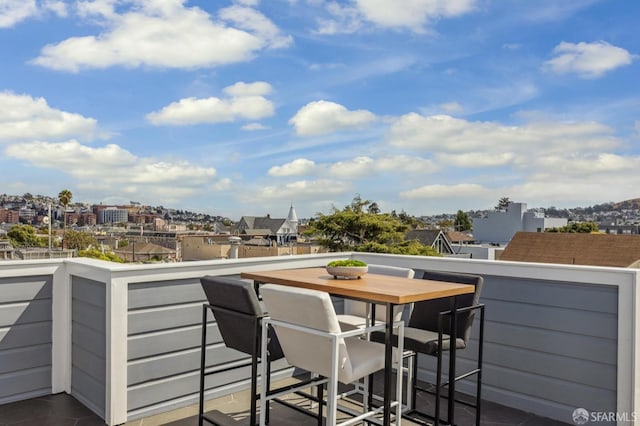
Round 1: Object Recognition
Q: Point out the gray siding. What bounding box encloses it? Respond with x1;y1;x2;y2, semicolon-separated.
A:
126;276;290;419
0;275;52;404
71;276;106;419
414;273;617;424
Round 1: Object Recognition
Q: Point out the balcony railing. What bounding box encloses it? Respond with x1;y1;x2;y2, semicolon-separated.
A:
0;253;637;425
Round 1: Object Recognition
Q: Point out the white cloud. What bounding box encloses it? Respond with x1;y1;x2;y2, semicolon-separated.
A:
0;0;36;27
388;113;619;157
316;0;477;34
241;122;269;131
328;156;375;178
439;102;464;114
31;1;291;72
223;81;272;97
219;5;292;49
436;152;516;168
401;183;490;199
374;155;437;173
146;81;274;126
234;0;260;6
253;179;352;201
268;158;317;176
4;140;218;200
535;153;637;176
212;178;232;191
268;155;436;179
315;3;362;34
0;91;98;142
289;100;376;136
42;0;67;17
543;41;633;79
326;155;437;178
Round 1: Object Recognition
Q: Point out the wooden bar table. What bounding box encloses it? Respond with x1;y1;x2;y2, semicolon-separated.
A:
241;267;474;426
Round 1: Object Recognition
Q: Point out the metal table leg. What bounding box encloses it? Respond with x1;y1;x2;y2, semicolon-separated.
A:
383;302;394;426
447;296;458;425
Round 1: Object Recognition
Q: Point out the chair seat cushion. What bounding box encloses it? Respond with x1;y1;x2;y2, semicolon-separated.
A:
337;314;369;330
370;327;466;355
341;337;387;383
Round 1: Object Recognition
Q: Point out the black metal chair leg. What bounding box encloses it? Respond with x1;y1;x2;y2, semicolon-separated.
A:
475;306;485;426
250;352;258;426
411;352;418;411
199;305;207;426
265;356;272;425
317;381;324;426
435;313;444;426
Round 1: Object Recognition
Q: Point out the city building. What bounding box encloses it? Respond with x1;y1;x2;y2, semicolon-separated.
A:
472;202;567;244
0;208;20;224
98;207;129;224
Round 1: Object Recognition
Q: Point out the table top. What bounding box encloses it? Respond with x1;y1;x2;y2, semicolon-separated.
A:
241;267;474;305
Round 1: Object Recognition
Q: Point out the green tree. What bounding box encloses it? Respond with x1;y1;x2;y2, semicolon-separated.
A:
546;222;599;233
438;219;454;229
78;248;124;263
58;189;72;247
63;230;98;250
304;195;408;251
397;209;424;228
368;202;381;214
454;210;472;231
495;197;511;211
7;225;46;247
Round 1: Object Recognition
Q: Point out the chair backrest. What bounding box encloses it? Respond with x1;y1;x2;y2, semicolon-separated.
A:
200;276;272;356
344;264;415;321
408;271;483;343
260;284;354;380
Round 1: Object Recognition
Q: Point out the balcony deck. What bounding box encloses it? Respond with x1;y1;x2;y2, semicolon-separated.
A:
1;376;570;425
0;253;635;425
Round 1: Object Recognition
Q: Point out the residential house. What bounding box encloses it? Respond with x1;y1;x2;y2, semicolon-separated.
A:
500;231;640;267
405;229;455;255
233;205;299;245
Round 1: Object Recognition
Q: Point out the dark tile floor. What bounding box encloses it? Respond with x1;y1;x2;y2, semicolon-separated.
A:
0;383;570;426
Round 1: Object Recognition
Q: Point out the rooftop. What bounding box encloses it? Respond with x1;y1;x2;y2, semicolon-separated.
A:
0;252;634;425
500;231;640;267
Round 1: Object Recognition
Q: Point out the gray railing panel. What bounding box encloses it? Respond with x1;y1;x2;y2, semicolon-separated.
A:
126;275;293;419
127;323;222;360
128;345;245;386
415;273;618;423
483;299;617;338
0;366;51;401
0;344;52;375
128;303;203;335
0;275;52;404
128;279;205;309
71;276;106;419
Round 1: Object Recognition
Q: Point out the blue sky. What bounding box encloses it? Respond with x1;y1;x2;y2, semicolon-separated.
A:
1;0;638;219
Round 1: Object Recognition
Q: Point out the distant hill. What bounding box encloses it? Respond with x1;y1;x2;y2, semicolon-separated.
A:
611;198;640;210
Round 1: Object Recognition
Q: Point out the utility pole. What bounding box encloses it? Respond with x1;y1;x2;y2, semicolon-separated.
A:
43;204;52;258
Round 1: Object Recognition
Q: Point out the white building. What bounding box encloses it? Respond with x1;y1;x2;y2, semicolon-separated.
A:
98;207;129;224
472;202;567;244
